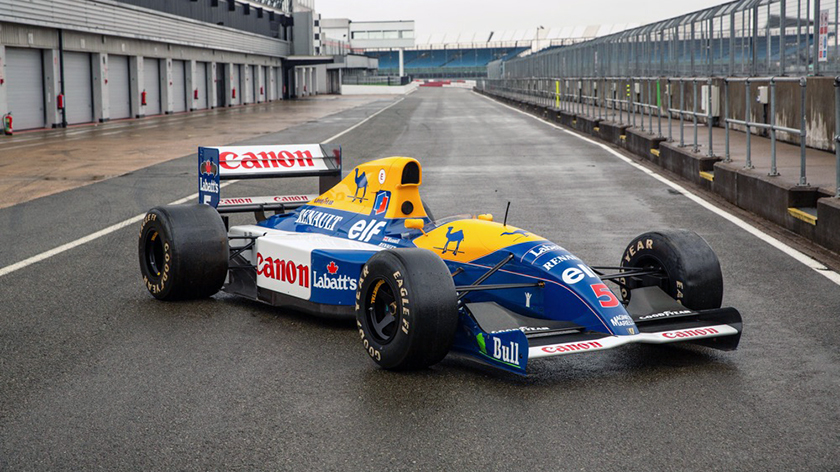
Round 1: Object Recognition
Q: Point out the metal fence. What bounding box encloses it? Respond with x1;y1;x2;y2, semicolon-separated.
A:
342;75;410;86
477;77;840;197
504;0;840;78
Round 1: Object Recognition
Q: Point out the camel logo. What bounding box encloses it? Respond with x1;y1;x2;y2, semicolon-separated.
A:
500;228;530;242
435;226;465;256
351;168;368;202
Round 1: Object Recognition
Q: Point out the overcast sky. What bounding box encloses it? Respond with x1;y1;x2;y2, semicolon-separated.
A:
315;0;732;41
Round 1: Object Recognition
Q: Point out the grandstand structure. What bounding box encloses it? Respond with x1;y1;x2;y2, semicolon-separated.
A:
362;25;639;79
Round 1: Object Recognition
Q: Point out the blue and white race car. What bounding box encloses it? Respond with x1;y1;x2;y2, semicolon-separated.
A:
138;144;742;375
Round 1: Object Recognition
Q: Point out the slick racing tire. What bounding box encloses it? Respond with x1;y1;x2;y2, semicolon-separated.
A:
356;248;458;370
138;204;229;301
620;229;723;310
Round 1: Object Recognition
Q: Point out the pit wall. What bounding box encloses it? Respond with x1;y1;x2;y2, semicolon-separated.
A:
474;87;840;256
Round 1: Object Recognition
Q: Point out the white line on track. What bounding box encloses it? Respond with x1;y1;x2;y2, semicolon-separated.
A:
323;97;403;143
0;98;403;278
474;91;840;286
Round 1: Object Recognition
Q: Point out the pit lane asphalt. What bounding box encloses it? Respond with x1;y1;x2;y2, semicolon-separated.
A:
1;88;839;470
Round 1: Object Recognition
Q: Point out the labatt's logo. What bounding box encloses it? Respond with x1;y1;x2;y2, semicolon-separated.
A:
313;261;357;291
220;149;315;169
199;179;220;193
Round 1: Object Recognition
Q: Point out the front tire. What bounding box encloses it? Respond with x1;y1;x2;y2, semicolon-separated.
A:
620;229;723;310
138;204;229;300
356;248;458;370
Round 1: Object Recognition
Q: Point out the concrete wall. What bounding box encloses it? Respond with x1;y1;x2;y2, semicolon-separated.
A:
341;83;418;95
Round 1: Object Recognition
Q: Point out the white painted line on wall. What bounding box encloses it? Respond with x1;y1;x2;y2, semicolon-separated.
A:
474;91;840;287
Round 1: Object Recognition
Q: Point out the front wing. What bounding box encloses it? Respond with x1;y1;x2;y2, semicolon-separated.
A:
452;305;742;375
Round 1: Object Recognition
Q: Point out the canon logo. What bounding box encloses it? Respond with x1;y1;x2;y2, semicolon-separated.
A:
662;327;719;339
257;252;309;288
220;150;315;170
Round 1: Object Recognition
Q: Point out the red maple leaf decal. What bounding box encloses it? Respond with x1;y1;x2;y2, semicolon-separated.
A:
327;261;338;274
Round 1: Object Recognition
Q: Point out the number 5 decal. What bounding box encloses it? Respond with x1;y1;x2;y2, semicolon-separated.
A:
591;283;619;308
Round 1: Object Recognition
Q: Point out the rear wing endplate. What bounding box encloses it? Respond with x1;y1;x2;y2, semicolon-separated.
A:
198;144;341;211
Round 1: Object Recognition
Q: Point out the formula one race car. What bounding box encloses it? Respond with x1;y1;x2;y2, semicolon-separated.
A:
138;144;742;375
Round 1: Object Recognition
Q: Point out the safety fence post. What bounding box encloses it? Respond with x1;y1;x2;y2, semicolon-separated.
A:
724;79;731;162
668;78;673;142
640;78;646;132
648;78;653;133
835;76;840;197
707;78;714;157
657;78;663;138
769;78;779;176
679;80;685;147
745;79;753;169
692;80;699;153
798;77;808;186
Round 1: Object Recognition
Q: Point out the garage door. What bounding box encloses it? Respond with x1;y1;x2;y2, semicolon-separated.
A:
64;51;94;124
265;67;270;101
274;67;283;100
109;54;131;119
250;65;257;103
232;64;241;106
5;47;45;130
248;66;257;103
195;62;208;110
144;58;161;115
216;63;226;107
171;60;186;113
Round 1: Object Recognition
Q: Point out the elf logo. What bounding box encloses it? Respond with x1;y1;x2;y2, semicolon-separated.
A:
348;218;388;243
371;191;391;216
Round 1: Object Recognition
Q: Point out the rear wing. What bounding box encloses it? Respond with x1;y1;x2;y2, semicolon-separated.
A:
198;144;341;214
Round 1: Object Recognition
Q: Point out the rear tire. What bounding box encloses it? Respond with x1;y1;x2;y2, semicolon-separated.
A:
138;204;229;300
620;229;723;310
356;248;458;370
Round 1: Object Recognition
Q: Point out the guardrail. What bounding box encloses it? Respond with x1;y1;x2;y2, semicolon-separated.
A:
724;77;807;184
476;76;839;198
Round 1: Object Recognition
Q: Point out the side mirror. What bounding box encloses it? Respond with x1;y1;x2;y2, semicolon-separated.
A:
404;218;425;230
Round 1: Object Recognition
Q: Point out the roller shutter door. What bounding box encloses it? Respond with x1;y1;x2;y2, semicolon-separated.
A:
108;55;131;119
195;62;208;110
6;48;45;130
144;58;161;115
232;65;241;105
250;65;257;103
242;65;254;103
216;64;226;107
264;68;270;101
243;65;250;104
276;66;283;100
64;51;94;124
171;60;186;113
